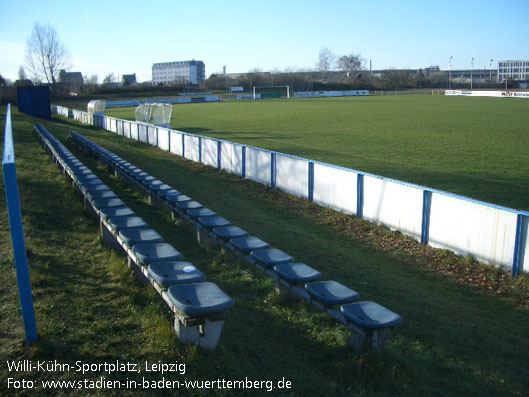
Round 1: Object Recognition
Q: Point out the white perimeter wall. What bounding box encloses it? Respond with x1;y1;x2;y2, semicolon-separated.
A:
363;176;424;240
275;155;309;199
245;147;271;185
220;142;243;176
313;163;358;214
428;192;518;266
201;138;218;167
184;135;200;162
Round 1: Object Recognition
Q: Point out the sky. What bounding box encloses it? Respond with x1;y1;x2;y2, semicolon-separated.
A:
1;0;528;83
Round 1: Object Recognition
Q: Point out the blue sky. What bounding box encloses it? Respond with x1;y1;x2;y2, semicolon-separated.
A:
1;0;527;82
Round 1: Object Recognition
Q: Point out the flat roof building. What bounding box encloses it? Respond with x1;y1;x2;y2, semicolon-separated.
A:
498;60;529;82
152;60;205;85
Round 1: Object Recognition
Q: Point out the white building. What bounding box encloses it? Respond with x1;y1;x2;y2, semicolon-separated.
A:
152;60;206;85
497;60;529;82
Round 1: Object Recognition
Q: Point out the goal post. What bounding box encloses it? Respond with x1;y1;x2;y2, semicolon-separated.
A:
253;85;290;100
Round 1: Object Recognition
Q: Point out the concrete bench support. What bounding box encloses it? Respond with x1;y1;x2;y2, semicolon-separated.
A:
174;317;226;351
341;301;402;353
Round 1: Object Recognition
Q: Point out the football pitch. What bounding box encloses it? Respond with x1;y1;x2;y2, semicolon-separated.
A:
106;95;529;211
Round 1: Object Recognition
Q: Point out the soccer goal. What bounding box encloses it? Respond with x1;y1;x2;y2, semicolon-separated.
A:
252;85;290;100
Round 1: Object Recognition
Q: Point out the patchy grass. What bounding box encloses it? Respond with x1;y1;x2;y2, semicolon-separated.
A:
1;107;529;396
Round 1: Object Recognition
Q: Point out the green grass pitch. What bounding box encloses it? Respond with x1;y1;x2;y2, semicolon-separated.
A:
107;95;529;211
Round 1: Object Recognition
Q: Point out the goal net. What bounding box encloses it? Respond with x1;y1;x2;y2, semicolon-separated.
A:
253;85;290;100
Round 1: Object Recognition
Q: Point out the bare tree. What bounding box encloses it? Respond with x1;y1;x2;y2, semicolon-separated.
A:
103;73;116;84
337;53;363;77
25;23;71;84
316;47;335;76
85;74;98;85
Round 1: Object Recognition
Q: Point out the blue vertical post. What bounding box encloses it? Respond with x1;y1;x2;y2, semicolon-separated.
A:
182;134;185;158
2;104;38;344
512;214;525;277
308;161;314;201
356;174;364;218
167;129;171;151
241;146;246;178
270;153;277;188
198;137;202;163
217;141;222;169
421;190;433;245
156;127;159;147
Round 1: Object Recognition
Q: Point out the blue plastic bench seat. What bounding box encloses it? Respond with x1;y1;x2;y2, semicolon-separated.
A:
108;216;149;232
273;263;322;284
141;176;157;184
148;261;206;288
341;301;402;329
187;208;216;219
84;184;111;193
100;206;135;221
250;249;294;268
129;168;144;176
174;200;203;211
76;174;101;182
167;282;234;317
81;179;106;188
151;183;172;192
166;194;192;204
119;228;163;245
71;168;92;176
230;236;270;254
198;216;231;230
157;188;180;198
142;178;163;187
305;281;360;306
132;243;184;265
86;190;118;200
212;226;248;241
92;198;125;209
134;172;151;181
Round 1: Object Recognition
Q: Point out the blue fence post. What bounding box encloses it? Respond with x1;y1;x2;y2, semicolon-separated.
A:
198;137;202;163
2;104;38;344
512;214;525;277
270;153;277;188
308;161;314;201
182;134;185;158
168;129;171;151
356;174;364;218
241;146;246;178
421;190;433;245
156;127;159;147
217;141;222;169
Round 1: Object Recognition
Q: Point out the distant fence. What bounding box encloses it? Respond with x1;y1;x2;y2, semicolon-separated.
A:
445;90;529;98
105;96;220;108
2;104;38;343
51;105;529;275
294;90;369;98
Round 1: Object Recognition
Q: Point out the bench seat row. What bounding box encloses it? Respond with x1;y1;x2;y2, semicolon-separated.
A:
35;125;234;350
70;131;402;353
